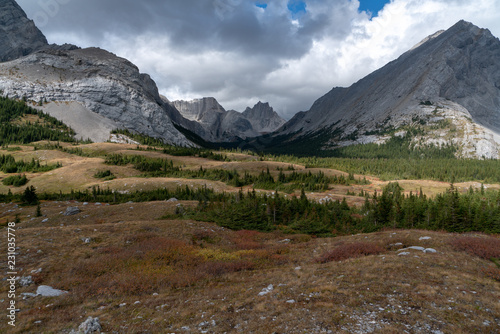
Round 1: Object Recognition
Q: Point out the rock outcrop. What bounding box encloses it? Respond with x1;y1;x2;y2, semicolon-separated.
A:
271;20;500;158
0;47;193;145
0;0;48;62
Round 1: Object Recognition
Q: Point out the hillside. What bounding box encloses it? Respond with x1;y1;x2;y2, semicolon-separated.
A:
0;199;499;333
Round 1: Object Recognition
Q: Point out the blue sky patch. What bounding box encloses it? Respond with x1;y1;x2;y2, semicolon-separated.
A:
358;0;390;17
255;2;268;9
287;0;307;19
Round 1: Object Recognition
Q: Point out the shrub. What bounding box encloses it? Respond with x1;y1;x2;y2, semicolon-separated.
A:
2;174;28;187
450;236;500;260
93;169;116;181
21;185;38;205
316;241;385;263
482;266;500;282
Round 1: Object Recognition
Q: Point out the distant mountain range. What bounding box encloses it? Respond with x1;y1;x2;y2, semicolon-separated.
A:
0;0;499;158
170;98;285;142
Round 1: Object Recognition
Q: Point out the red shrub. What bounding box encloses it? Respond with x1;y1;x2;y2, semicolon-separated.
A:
316;242;385;264
482;266;500;282
231;230;264;250
450;236;500;260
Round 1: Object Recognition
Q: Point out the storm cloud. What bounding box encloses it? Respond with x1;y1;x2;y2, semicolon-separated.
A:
16;0;500;119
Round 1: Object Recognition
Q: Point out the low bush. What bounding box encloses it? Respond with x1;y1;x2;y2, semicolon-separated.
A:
450;236;500;260
93;169;116;181
2;174;28;187
316;241;385;263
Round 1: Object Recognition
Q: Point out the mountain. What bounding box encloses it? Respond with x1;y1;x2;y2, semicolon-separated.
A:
269;20;500;159
170;98;285;142
0;0;48;62
242;102;286;133
0;0;193;145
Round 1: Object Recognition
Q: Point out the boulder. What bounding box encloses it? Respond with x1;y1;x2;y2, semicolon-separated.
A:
36;285;68;297
64;206;81;216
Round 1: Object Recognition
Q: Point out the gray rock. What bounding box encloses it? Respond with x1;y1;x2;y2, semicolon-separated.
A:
0;0;48;62
36;285;68;297
258;284;274;296
64;207;81;216
424;248;438;253
70;317;102;334
21;292;37;298
18;276;33;286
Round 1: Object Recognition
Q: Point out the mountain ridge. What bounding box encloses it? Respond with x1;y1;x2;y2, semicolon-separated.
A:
268;20;500;159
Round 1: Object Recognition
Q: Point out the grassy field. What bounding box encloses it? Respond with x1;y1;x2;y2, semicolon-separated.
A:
0;142;499;333
1;142;498;200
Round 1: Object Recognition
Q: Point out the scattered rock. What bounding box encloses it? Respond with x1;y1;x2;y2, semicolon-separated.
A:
41;218;49;223
286;299;296;304
80;237;93;244
398;252;411;256
36;285;68;297
406;246;426;251
64;207;81;216
18;276;33;286
167;198;178;202
258;284;274;296
419;236;432;240
424;248;437;253
70;317;102;334
21;292;38;298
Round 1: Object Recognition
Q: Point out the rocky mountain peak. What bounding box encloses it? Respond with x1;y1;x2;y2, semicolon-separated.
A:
0;0;48;62
243;102;286;133
270;20;500;158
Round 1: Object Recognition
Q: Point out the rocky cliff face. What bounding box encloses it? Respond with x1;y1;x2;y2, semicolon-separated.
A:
0;47;193;145
272;20;500;159
0;0;48;62
242;102;286;134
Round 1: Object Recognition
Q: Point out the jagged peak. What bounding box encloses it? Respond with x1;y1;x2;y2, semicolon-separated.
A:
0;0;48;62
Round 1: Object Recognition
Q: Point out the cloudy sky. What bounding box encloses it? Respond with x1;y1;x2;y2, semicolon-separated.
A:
17;0;500;119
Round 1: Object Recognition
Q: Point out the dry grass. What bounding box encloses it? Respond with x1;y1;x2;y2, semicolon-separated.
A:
0;202;499;333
